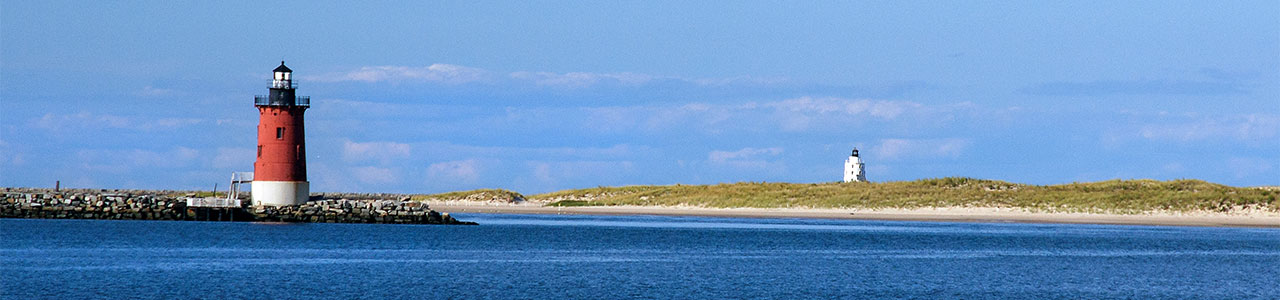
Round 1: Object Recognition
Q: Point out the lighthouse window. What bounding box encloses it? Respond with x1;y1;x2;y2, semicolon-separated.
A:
276;127;285;139
257;145;262;157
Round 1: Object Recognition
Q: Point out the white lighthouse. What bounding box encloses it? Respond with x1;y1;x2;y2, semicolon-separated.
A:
843;148;867;183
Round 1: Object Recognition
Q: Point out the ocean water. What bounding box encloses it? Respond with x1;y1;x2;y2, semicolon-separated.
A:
2;214;1278;299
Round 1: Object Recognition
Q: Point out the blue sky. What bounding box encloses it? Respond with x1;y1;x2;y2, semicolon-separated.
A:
2;1;1277;193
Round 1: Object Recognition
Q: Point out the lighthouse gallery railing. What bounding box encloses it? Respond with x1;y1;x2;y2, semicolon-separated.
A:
254;95;310;107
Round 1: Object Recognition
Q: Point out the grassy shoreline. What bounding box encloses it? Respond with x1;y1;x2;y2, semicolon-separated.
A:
11;178;1273;216
526;178;1279;215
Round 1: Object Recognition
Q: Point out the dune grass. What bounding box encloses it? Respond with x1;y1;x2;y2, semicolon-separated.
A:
410;189;525;202
533;178;1280;214
176;191;222;198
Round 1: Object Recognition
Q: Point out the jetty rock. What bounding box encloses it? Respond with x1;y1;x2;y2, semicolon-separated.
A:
1;188;476;225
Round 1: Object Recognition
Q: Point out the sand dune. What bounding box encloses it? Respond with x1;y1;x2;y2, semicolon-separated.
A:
427;201;1280;228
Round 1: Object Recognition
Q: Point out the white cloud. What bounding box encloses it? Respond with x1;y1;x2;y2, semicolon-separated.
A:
314;99;431;117
588;103;735;133
308;163;355;192
1138;114;1279;142
152;118;203;128
138;85;179;97
708;147;784;163
871;138;970;160
426;159;481;184
75;146;201;172
415;142;640;161
212;147;254;169
765;97;922;120
310;64;492;84
313;63;790;89
580;97;946;134
531;162;554;184
33;112;203;131
342;140;411;163
1226;157;1274;179
214;118;257;128
0;139;25;167
691;75;789;86
509;71;657;88
708;147;784;169
519;160;635;187
509;71;793;89
352;166;398;185
35;112;127;130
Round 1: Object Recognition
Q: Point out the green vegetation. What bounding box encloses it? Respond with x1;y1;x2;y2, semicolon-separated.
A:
532;178;1280;214
546;200;592;207
182;191;222;198
410;189;525;202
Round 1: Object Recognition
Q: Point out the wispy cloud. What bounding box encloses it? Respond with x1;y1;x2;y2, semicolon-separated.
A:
765;97;921;119
137;85;179;97
519;160;635;187
763;97;931;131
414;142;640;161
351;166;399;185
342;140;411;163
1022;79;1246;96
708;147;783;163
1137;114;1279;142
426;159;481;184
310;64;493;84
871;138;970;160
691;75;789;86
311;63;791;89
509;70;791;88
708;147;784;169
75;146;201;172
509;71;657;88
212;147;253;169
0;138;25;167
1225;157;1275;179
33;112;203;132
581;97;949;134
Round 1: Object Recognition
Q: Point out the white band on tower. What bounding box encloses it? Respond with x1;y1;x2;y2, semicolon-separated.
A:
251;181;309;206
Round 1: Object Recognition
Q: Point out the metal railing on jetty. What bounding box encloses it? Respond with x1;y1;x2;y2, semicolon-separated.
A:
186;197;241;208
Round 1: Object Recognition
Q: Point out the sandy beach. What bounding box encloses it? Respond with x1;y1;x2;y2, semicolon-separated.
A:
427;201;1280;228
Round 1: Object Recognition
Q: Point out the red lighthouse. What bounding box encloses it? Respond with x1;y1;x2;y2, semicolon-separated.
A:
251;62;310;206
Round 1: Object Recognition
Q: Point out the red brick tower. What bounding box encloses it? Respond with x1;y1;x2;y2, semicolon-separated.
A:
251;61;310;206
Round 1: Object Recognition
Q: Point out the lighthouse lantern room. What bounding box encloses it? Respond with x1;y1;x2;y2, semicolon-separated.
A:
252;61;311;206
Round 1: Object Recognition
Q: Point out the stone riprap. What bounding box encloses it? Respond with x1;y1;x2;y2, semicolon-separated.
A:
252;199;471;224
1;188;475;225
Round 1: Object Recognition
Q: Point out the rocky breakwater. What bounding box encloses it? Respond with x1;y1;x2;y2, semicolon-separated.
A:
252;199;475;224
1;189;189;220
1;188;475;225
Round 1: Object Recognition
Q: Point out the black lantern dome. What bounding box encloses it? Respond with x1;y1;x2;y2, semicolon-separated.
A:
273;61;292;73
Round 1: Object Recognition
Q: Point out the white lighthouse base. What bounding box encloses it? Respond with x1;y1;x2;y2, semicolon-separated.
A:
251;181;310;206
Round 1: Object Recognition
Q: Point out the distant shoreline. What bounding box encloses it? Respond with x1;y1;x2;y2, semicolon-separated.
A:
8;178;1277;228
427;201;1280;228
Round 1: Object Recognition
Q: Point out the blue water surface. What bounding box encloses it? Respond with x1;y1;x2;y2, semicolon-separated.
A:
2;214;1279;299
